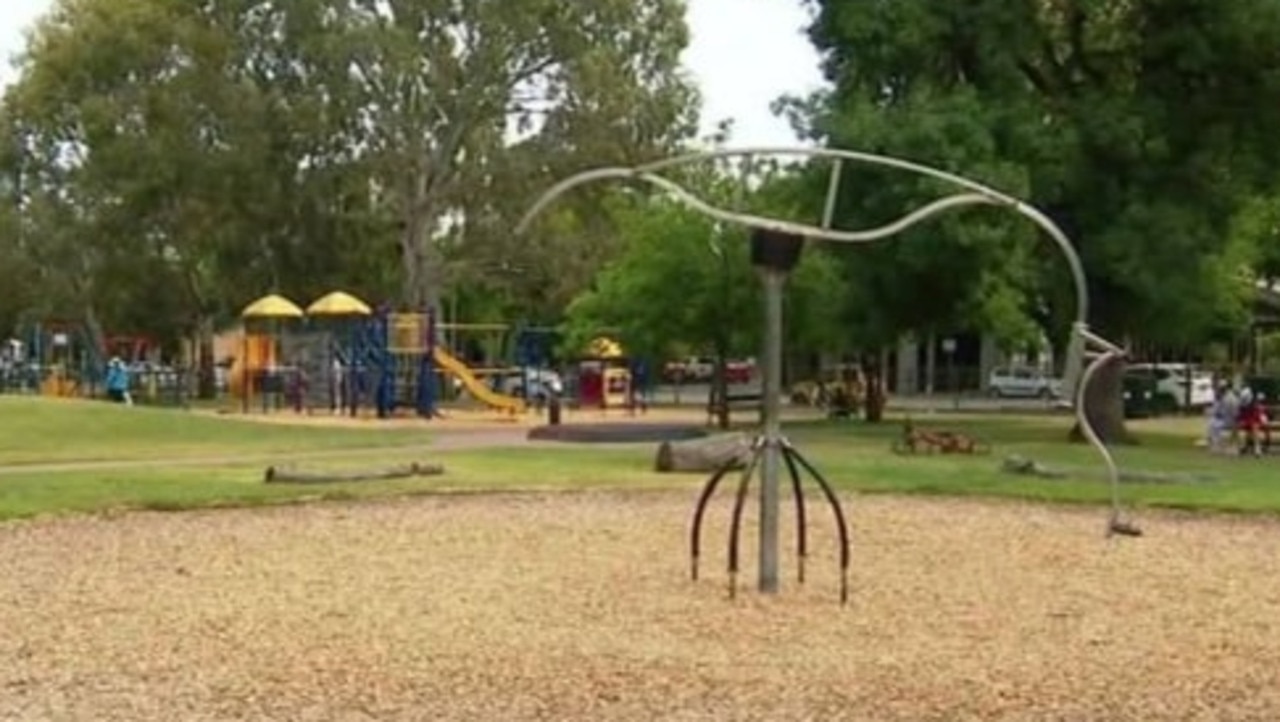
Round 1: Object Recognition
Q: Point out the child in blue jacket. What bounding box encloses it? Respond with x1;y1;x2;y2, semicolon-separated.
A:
105;357;133;405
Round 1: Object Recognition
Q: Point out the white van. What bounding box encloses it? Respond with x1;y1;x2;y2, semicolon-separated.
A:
987;366;1062;398
1125;363;1214;409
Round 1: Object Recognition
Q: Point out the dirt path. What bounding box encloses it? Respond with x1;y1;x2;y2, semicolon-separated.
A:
1;491;1277;720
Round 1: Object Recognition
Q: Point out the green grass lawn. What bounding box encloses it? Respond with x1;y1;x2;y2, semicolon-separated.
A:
0;396;430;465
0;398;1276;522
787;415;1280;513
0;447;673;521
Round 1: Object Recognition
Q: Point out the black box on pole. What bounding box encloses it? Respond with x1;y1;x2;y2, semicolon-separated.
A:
750;229;805;272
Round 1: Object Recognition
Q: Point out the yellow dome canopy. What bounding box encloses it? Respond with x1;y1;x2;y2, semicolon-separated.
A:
307;291;372;317
240;294;305;320
587;336;624;359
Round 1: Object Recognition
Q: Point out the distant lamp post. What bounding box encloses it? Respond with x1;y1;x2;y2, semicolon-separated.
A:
942;337;958;410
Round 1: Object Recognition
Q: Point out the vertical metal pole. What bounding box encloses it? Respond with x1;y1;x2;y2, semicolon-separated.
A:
758;269;786;593
822;159;843;229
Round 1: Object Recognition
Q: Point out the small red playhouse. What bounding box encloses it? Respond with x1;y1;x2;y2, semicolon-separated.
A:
576;337;631;409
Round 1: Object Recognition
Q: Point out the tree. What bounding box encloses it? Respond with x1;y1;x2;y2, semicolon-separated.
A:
0;183;34;337
562;169;847;428
2;0;405;393
788;0;1280;441
2;0;699;375
1233;194;1280;286
333;0;698;311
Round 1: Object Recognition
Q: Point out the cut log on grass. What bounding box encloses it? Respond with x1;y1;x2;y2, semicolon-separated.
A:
1001;454;1069;479
1000;455;1216;485
263;462;444;484
655;433;752;473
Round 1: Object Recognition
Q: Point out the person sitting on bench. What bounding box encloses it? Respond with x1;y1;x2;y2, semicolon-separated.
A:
1237;389;1270;457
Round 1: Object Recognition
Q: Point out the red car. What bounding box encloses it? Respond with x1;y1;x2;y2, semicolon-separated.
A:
725;360;754;384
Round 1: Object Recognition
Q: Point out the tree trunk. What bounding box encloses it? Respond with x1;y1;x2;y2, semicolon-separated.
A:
399;217;426;308
712;334;729;430
1069;354;1133;445
82;304;106;362
400;212;448;319
654;432;751;473
195;315;216;399
81;304;106;394
924;331;936;396
862;350;886;423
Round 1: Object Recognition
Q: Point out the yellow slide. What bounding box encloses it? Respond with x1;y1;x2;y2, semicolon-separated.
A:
432;346;526;414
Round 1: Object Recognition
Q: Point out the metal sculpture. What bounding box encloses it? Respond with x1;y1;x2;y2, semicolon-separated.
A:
687;228;854;603
516;146;1142;604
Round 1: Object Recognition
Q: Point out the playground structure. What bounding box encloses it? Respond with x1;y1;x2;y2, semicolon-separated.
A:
574;336;634;410
1;321;170;401
37;323;91;398
226;291;529;418
9;320;101;398
517;144;1141;604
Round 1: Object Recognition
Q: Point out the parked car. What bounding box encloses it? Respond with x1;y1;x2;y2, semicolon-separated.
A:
448;366;562;402
663;356;754;384
495;367;563;401
1125;363;1214;409
1122;371;1168;418
987;366;1062;398
663;356;715;382
725;359;755;384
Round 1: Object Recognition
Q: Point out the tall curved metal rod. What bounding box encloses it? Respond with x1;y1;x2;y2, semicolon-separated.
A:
689;451;748;582
782;449;808;584
726;451;760;600
517;146;1130;539
516;149;1089;335
641;173;1001;246
634;146;1022;203
1074;327;1143;537
783;440;852;605
518;166;1001;248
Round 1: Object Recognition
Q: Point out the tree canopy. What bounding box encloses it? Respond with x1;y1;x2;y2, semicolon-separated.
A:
4;0;1280;409
786;0;1280;351
0;0;698;359
561;164;847;368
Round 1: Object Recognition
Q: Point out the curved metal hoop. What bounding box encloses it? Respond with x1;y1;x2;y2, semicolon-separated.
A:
517;146;1136;537
1074;335;1141;537
517;147;1089;329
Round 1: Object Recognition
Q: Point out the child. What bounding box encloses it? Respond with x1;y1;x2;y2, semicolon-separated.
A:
104;357;133;406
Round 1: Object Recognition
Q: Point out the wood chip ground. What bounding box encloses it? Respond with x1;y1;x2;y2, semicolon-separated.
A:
2;492;1278;721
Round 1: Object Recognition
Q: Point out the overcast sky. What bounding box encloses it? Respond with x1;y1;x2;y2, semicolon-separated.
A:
0;0;826;146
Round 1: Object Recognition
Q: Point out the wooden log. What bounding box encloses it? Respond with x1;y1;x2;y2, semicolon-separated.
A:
1000;454;1068;479
999;455;1216;484
655;432;752;473
263;462;444;484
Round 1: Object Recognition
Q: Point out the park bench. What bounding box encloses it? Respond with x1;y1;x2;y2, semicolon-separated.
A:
705;390;762;425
